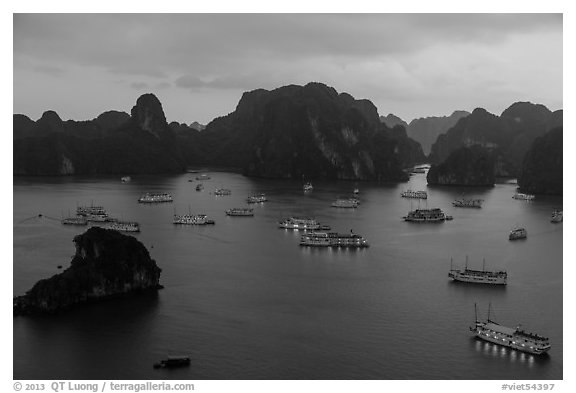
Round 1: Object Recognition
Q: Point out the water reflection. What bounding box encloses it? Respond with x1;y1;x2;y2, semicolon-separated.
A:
472;338;550;368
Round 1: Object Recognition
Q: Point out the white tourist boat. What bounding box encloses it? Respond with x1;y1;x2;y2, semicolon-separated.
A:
403;208;451;222
214;188;232;196
247;193;267;203
331;198;358;208
103;221;140;232
299;231;369;248
452;198;483;208
173;214;214;225
61;216;88;226
303;182;313;192
279;217;321;230
401;189;428;199
138;192;173;203
77;205;107;216
470;304;551;355
512;193;535;201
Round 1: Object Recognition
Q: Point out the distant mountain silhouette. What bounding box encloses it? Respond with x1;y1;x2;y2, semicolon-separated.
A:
13;94;186;175
429;102;561;177
192;82;425;180
380;114;409;130
407;111;470;155
518;127;563;195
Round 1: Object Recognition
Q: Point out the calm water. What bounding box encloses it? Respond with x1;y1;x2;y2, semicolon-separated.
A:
13;171;563;379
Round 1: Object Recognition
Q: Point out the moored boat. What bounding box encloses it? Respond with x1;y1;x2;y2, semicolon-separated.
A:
401;190;427;199
103;221;140;232
138;193;173;203
214;188;232;196
403;208;448;223
77;205;106;216
299;231;369;248
509;227;527;240
173;214;214;225
470;304;551;355
448;257;507;285
452;198;483;208
303;182;313;192
279;217;321;230
247;193;267;203
195;174;211;181
512;193;535;201
121;176;131;183
551;210;563;223
196;184;204;191
331;198;358;208
226;208;254;217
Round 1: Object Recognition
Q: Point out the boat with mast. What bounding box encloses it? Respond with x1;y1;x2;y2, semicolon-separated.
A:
403;208;451;222
247;193;267;203
470;303;551;355
278;217;329;230
448;257;507;285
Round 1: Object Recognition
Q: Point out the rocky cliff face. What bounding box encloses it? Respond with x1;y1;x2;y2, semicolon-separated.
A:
518;127;563;195
14;227;162;315
13;93;186;175
380;113;409;130
429;103;561;177
195;82;424;181
427;145;495;186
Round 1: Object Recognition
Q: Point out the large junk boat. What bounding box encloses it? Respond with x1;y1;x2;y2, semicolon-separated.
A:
551;210;563;223
247;194;267;203
300;231;369;248
138;193;173;203
512;193;535;201
509;227;527;240
452;198;483;208
173;214;214;225
401;190;428;199
470;304;551;355
448;257;507;285
226;208;254;217
279;217;321;230
331;198;358;208
403;208;451;223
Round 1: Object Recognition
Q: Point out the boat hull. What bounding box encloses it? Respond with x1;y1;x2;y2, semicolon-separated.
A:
472;331;550;355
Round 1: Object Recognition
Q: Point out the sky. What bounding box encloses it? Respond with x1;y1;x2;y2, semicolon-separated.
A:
13;13;563;125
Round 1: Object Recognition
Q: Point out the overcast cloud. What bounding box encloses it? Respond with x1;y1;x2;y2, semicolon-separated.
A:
13;14;562;125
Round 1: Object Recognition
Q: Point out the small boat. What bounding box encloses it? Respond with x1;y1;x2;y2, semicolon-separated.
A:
138;193;173;203
85;213;116;223
470;304;550;355
303;182;313;192
512;193;535;201
196;184;204;191
452;198;483;208
509;227;527;240
331;198;358;208
299;231;369;248
188;179;194;182
403;208;448;223
226;208;254;217
121;176;131;183
195;174;211;181
153;356;191;369
401;190;427;199
214;188;232;196
551;210;563;223
247;193;267;203
448;257;507;285
353;188;359;195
